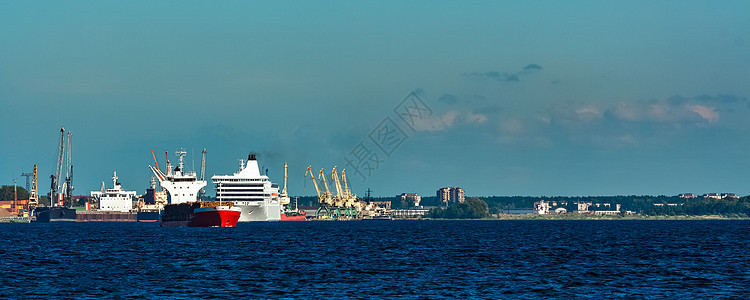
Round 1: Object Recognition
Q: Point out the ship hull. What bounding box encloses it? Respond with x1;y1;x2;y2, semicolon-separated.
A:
32;207;77;223
280;213;307;221
234;201;281;222
137;211;160;222
188;206;242;227
159;204;241;227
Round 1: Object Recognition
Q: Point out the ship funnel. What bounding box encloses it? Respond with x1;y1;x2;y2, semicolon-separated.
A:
249;153;257;161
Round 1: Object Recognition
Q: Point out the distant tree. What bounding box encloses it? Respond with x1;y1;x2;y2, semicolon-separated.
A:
427;197;489;219
0;185;30;202
38;196;50;207
390;196;412;209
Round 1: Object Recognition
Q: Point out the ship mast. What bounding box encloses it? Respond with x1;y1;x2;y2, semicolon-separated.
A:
176;149;187;172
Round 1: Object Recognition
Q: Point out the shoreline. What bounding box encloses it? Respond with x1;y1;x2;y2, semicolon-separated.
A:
411;214;749;221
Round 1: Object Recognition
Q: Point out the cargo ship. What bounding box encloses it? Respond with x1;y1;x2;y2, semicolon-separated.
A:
137;177;168;222
32;206;77;222
149;149;206;205
90;171;137;212
211;154;282;222
160;201;241;227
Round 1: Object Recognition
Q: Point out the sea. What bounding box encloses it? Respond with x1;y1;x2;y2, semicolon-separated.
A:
1;220;748;299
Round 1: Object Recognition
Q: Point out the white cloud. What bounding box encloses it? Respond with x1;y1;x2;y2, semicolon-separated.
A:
575;105;602;122
413;110;459;132
688;105;719;123
500;119;523;136
413;110;488;131
467;112;488;124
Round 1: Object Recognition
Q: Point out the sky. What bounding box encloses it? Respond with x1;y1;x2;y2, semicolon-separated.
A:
1;1;749;198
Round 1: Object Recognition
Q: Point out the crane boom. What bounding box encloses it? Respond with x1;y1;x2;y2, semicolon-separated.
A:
200;148;207;181
50;127;65;204
64;131;73;204
165;150;172;175
281;162;288;196
305;165;322;200
151;149;161;171
342;169;352;198
319;168;331;197
318;168;335;206
29;165;38;211
331;166;343;199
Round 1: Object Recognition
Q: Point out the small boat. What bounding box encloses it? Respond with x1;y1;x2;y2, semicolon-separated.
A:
280;211;307;221
366;215;394;221
160;201;241;227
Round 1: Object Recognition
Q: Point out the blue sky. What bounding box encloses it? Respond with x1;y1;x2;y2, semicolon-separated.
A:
1;1;749;197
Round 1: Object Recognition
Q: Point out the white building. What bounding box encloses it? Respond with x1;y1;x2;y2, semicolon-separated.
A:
400;193;422;206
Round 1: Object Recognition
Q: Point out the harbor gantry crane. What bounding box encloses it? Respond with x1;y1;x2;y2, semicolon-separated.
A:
305;166;325;202
199;148;207;199
64;131;73;205
200;149;207;181
28;165;39;211
330;167;358;218
50;127;65;206
280;163;290;207
306;165;368;219
318;168;335;206
306;165;334;218
340;169;360;209
331;166;344;205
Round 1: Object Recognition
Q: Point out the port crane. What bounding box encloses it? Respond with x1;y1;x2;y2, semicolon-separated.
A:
28;165;39;211
50;127;67;206
330;167;358;218
305;165;337;218
280;163;290;207
199;148;207;199
304;165;323;202
331;166;344;206
64;131;73;205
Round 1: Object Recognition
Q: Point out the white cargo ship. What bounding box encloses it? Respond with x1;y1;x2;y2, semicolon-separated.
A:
149;150;207;204
90;171;137;212
211;154;281;222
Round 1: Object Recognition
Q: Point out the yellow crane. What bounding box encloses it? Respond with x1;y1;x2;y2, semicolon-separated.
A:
305;165;323;202
330;166;345;207
318;168;335;206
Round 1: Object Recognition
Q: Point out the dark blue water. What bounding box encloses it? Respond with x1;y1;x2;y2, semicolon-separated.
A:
1;220;749;298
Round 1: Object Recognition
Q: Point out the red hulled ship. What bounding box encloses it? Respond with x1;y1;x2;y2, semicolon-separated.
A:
160;201;241;227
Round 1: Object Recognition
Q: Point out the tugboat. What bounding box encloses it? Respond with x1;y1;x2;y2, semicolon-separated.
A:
160;201;242;227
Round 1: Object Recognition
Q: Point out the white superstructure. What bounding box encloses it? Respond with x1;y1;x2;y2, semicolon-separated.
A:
91;171;137;212
211;154;281;222
149;150;206;204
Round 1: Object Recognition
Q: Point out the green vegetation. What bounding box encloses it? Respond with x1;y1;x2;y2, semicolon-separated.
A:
0;185;29;202
293;193;750;218
642;197;750;218
426;197;490;219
